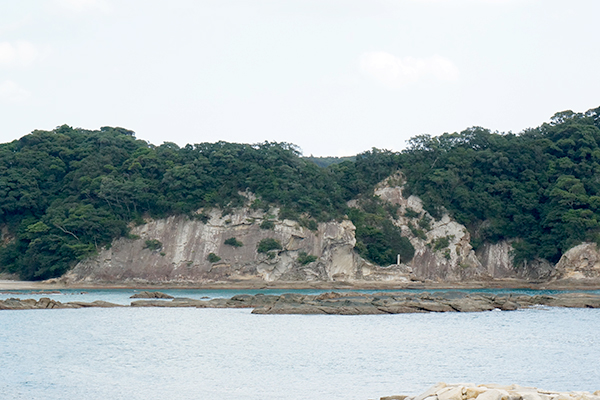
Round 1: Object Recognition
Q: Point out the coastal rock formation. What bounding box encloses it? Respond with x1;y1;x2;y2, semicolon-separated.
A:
0;297;122;310
64;207;388;285
247;291;600;314
60;175;600;286
476;241;554;281
374;177;554;282
384;382;600;400
130;291;174;299
552;243;600;281
375;181;484;281
3;291;600;312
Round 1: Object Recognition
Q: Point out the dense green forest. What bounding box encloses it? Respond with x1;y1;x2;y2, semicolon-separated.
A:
304;155;356;168
400;107;600;266
0;126;400;279
1;106;599;280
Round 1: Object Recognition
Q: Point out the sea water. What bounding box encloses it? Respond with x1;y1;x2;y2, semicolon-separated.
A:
1;290;599;400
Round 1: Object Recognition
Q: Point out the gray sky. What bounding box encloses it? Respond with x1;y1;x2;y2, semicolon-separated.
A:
1;0;599;156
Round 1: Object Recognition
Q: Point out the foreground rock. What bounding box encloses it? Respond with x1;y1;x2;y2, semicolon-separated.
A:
3;291;600;313
381;382;600;400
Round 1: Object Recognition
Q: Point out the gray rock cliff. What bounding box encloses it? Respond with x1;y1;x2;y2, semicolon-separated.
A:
63;175;600;286
65;206;406;285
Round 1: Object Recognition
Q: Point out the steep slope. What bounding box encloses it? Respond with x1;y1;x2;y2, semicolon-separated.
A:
66;178;572;285
65;206;413;285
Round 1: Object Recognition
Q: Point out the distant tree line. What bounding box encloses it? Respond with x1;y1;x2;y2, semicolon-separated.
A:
1;106;599;279
304;155;356;168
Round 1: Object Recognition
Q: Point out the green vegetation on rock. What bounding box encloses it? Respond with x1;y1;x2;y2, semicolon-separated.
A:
257;238;282;253
400;107;600;267
259;220;275;230
348;197;415;266
207;253;221;263
224;237;243;247
144;239;163;251
297;251;318;265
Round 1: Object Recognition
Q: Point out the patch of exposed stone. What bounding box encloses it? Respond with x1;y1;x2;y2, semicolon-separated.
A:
381;383;600;400
2;291;600;313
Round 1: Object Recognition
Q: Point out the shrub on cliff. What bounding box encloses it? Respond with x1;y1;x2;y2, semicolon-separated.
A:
144;239;163;251
297;252;318;265
259;220;275;230
207;253;221;263
224;237;243;247
257;238;282;253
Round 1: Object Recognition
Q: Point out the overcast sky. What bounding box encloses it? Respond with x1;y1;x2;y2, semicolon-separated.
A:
1;0;599;156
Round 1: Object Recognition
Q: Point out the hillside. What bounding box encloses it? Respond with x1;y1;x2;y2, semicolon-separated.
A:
1;106;599;281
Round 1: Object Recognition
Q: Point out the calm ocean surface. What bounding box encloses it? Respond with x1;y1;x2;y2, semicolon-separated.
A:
1;289;599;400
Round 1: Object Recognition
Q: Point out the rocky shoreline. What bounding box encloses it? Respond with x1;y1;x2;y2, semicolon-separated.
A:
2;290;600;313
383;383;600;400
2;278;600;292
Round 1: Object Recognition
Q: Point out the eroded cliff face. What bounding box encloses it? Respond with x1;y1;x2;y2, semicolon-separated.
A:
375;184;483;281
476;241;554;281
373;175;559;282
65;207;409;285
65;176;600;285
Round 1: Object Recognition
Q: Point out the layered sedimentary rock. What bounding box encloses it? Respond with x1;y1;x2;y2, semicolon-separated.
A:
62;176;600;285
65;207;403;285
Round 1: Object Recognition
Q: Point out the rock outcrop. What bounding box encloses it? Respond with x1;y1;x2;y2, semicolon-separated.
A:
552;243;600;281
0;297;122;310
375;181;484;281
65;207;401;285
4;291;600;312
476;241;554;281
130;291;174;299
61;175;600;286
383;382;600;400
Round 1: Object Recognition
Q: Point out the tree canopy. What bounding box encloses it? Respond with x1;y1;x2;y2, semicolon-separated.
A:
0;126;377;279
400;107;600;266
1;106;599;279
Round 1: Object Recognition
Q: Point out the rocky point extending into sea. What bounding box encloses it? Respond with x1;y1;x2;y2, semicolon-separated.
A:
2;290;600;313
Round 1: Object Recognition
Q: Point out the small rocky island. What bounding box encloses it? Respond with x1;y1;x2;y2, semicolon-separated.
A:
2;291;600;313
383;383;600;400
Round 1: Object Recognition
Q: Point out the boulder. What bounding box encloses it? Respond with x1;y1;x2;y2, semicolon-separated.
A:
437;386;464;400
405;383;600;400
414;383;448;400
553;243;600;280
